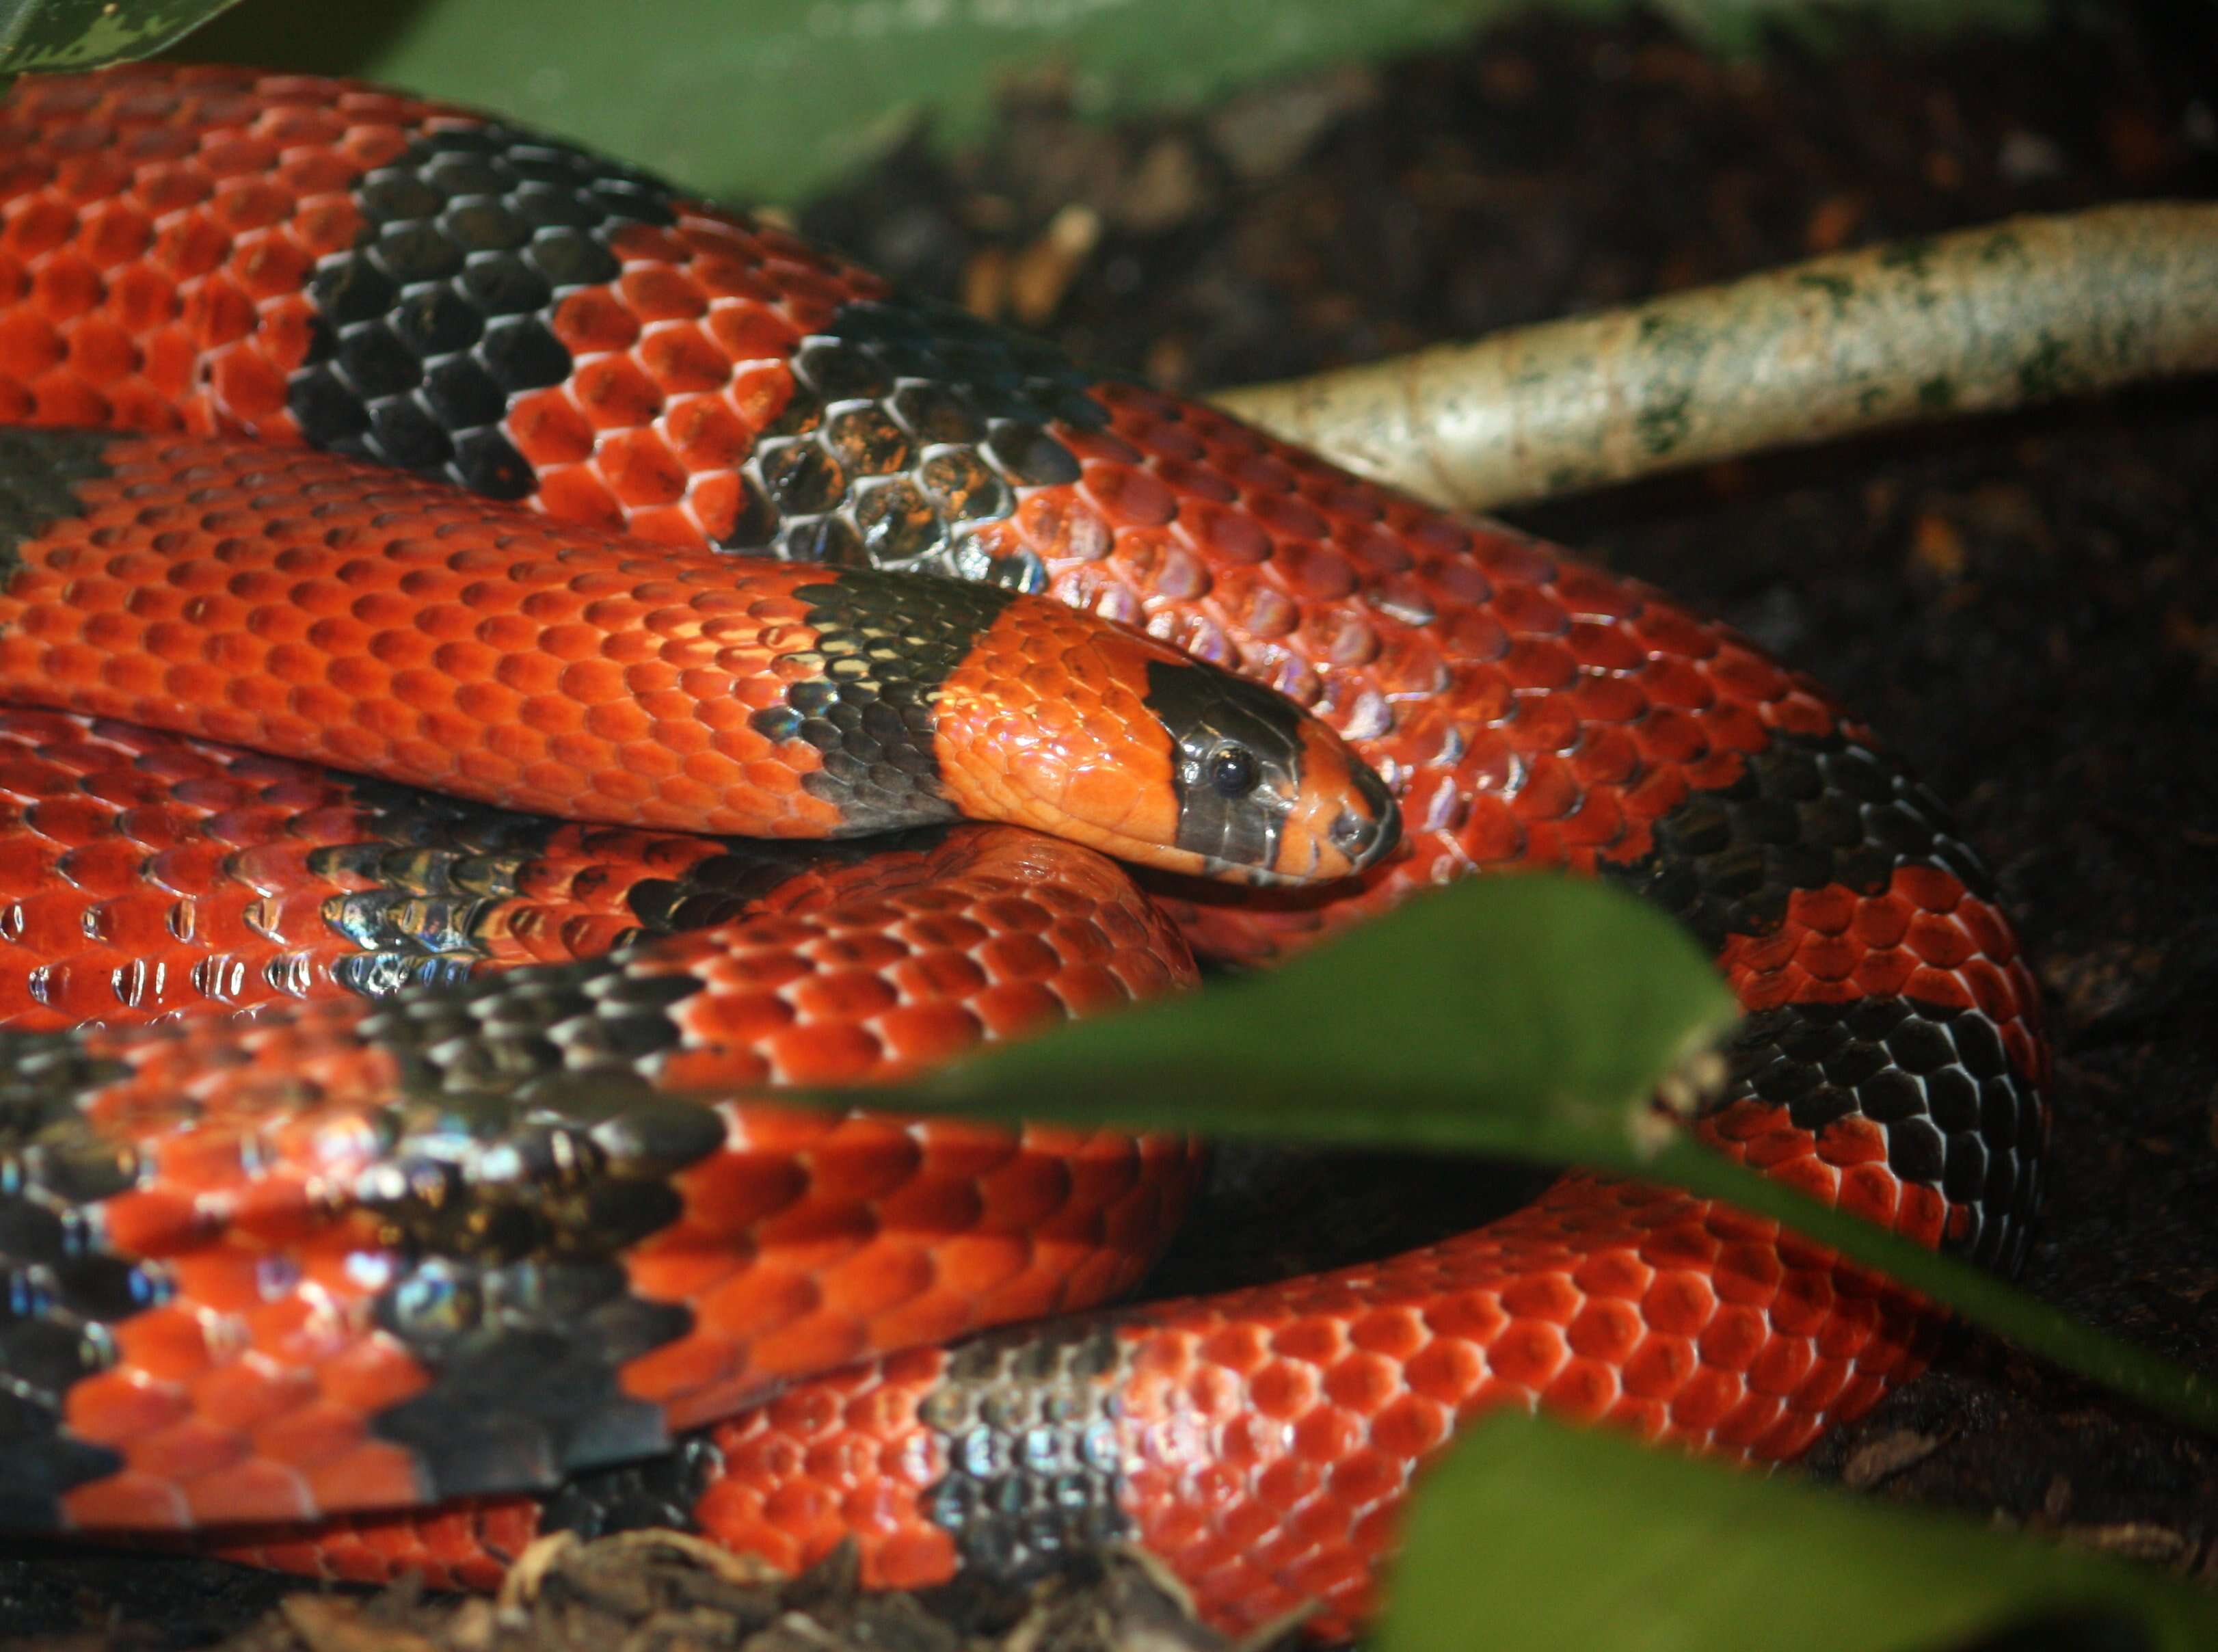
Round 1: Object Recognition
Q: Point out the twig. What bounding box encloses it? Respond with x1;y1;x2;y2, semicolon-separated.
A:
1212;204;2218;511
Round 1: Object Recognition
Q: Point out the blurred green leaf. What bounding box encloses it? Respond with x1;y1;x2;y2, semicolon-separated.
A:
1382;1413;2218;1652
896;873;1737;1154
172;0;2048;205
176;0;1511;204
0;0;237;74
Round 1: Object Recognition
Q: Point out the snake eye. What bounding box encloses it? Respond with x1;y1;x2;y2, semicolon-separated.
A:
1208;745;1259;799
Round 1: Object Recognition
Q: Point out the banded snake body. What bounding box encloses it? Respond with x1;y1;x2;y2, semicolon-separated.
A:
0;65;2047;1639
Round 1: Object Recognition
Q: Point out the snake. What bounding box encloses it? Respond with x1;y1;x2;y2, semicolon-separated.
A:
0;64;2049;1639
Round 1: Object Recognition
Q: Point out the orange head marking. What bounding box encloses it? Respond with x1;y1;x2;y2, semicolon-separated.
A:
933;598;1398;886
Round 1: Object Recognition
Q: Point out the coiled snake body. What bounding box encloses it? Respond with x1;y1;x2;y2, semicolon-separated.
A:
0;66;2046;1638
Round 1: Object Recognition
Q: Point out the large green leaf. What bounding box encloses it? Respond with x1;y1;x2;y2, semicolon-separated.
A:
0;0;237;74
809;873;2218;1440
1381;1413;2218;1652
174;0;1530;204
170;0;2048;206
896;872;1736;1154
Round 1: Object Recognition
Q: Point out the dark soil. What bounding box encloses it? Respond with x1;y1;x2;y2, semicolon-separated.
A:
7;2;2217;1645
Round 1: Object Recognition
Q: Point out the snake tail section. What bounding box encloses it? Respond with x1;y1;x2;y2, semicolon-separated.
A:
0;823;1203;1530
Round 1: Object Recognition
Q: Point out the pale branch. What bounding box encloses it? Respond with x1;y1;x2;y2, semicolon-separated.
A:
1211;203;2218;512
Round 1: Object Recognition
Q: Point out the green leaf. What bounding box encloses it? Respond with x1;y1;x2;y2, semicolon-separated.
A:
812;873;2218;1441
169;0;2049;206
894;872;1738;1155
0;0;239;75
1380;1413;2218;1652
1647;0;2045;55
176;0;1504;204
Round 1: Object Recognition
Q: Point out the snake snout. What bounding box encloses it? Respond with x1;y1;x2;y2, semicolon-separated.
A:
1262;717;1398;885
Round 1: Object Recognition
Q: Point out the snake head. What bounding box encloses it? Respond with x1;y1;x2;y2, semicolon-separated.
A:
1140;656;1400;885
933;596;1399;887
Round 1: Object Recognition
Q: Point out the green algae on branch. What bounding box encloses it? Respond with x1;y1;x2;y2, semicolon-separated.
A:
1213;204;2218;512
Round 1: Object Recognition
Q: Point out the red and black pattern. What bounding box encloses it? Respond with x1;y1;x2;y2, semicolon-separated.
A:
0;821;1205;1531
0;706;939;1024
0;63;2048;1639
286;122;695;500
0;428;1392;884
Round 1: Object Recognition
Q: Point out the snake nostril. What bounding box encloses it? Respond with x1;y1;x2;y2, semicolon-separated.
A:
1328;766;1400;867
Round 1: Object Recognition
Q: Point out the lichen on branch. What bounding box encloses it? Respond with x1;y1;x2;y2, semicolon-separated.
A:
1214;204;2218;511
